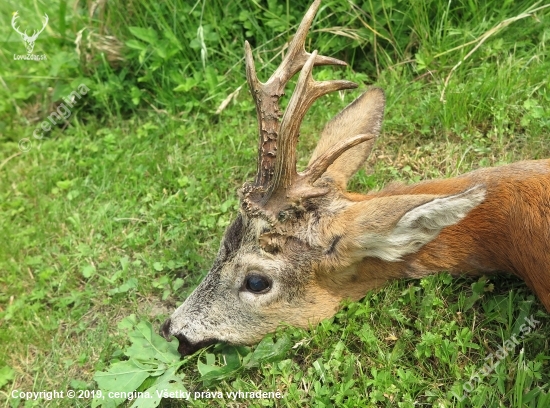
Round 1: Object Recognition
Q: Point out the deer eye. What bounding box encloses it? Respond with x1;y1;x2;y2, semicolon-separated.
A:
245;275;271;293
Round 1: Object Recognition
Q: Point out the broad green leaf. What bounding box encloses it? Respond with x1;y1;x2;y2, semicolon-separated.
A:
131;359;166;377
131;366;187;408
93;360;150;393
197;359;219;377
173;78;197;93
91;394;124;408
109;278;138;295
205;353;215;366
118;314;138;331
244;334;292;368
523;387;541;404
155;45;167;60
162;30;182;49
125;321;180;364
128;27;158;44
82;264;96;278
198;347;241;382
125;39;148;51
462;277;487;312
223;347;240;368
0;365;15;388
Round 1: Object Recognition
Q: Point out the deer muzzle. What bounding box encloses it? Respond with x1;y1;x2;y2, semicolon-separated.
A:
160;317;219;356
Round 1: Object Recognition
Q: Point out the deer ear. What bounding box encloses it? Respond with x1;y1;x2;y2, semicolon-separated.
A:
332;186;486;263
308;87;385;189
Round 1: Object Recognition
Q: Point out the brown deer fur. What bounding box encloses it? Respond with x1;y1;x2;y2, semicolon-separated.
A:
324;161;550;311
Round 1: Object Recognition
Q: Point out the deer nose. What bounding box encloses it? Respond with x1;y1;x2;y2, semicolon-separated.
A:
160;319;207;356
160;318;172;341
160;318;218;356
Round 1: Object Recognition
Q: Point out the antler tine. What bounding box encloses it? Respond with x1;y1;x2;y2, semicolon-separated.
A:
244;39;279;190
264;134;375;207
244;41;260;96
301;133;375;184
245;0;353;191
272;0;348;84
268;51;357;197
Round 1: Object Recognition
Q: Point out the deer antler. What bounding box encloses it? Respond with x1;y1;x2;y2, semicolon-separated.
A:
244;0;357;209
300;133;376;184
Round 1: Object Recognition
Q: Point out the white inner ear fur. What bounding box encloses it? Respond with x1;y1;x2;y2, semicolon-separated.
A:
362;186;486;262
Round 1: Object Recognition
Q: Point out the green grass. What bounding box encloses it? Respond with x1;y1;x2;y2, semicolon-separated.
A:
1;0;550;407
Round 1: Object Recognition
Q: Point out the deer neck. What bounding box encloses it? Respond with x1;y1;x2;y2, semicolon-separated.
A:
342;178;506;300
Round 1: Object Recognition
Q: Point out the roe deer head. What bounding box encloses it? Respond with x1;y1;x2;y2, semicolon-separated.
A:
161;0;550;356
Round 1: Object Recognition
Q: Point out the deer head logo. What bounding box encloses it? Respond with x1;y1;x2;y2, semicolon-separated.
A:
11;11;48;54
